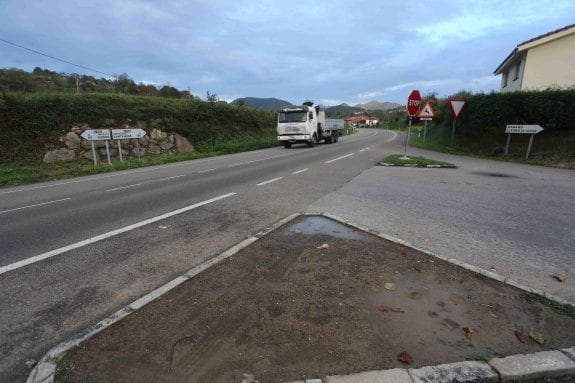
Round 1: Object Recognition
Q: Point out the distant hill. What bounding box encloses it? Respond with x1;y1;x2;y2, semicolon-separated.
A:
231;97;293;111
324;104;364;118
355;101;402;110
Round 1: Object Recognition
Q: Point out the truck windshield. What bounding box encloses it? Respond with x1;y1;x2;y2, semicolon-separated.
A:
279;112;307;123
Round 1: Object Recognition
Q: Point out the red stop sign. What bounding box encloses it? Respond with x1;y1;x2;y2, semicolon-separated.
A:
407;90;421;117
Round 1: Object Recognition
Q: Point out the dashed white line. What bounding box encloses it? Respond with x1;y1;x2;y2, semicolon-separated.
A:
257;177;283;186
324;153;354;164
229;155;283;167
0;198;72;215
0;192;237;276
105;184;142;192
159;175;186;181
292;168;308;174
198;168;217;173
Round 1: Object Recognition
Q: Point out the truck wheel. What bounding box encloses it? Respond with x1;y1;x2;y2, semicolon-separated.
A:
307;134;316;147
325;135;332;144
283;141;292;149
334;132;339;142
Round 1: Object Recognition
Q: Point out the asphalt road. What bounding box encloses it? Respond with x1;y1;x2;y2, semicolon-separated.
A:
0;129;397;382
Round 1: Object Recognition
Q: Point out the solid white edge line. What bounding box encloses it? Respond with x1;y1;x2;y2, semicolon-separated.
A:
0;192;237;276
256;177;283;186
0;198;72;215
292;168;308;174
324;153;354;164
198;168;217;173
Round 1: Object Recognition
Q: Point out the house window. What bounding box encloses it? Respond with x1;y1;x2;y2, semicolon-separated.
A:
513;61;521;81
502;72;508;88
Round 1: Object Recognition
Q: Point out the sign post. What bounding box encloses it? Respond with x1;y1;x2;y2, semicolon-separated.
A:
111;128;146;162
448;99;466;147
80;129;112;165
417;101;435;143
403;90;421;159
504;124;544;159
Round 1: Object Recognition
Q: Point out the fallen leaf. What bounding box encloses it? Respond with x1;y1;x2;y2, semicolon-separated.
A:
442;318;460;330
397;352;413;364
463;327;473;339
529;329;546;345
551;274;567;282
515;330;532;344
316;243;329;249
379;304;404;313
409;291;423;300
159;224;168;229
384;282;396;291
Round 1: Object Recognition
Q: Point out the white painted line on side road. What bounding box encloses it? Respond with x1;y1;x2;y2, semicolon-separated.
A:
292;168;308;174
324;153;354;164
198;168;217;173
159;175;185;181
0;192;237;276
257;177;283;186
0;198;72;215
105;183;142;192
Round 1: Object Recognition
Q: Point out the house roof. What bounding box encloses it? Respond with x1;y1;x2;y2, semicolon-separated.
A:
493;23;575;75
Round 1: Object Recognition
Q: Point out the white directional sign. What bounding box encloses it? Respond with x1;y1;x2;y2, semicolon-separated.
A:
505;124;544;134
112;128;147;140
80;129;111;141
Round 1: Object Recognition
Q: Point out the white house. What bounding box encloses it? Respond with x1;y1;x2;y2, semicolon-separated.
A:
493;24;575;92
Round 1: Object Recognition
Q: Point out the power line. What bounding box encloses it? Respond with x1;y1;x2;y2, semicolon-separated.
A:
0;37;115;78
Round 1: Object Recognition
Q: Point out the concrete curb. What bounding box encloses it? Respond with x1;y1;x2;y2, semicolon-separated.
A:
27;213;575;383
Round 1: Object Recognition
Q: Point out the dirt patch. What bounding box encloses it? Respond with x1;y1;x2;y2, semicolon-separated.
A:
55;215;575;382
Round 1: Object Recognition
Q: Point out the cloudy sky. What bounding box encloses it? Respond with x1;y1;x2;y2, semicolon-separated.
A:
0;1;573;105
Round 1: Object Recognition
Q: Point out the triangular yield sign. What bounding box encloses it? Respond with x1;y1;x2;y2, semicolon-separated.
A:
417;102;435;118
449;99;466;120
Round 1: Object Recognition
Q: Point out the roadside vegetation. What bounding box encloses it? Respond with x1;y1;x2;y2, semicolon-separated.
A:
380;154;454;167
380;89;575;169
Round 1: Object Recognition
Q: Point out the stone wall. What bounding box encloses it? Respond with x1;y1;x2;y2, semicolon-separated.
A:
43;121;194;163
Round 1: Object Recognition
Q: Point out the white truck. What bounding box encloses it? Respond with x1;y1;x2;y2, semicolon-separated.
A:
276;101;340;148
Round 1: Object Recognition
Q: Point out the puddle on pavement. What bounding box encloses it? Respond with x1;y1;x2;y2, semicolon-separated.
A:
282;215;366;240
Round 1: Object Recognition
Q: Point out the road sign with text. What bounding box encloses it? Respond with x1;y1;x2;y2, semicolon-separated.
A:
407;90;422;117
80;129;111;141
505;124;544;134
111;128;147;140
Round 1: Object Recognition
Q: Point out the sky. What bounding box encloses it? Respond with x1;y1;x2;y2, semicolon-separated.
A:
0;1;573;105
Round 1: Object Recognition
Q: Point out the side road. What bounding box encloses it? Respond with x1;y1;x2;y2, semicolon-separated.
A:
307;145;575;304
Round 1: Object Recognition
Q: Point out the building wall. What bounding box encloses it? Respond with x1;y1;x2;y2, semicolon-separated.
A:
501;58;524;92
522;33;575;90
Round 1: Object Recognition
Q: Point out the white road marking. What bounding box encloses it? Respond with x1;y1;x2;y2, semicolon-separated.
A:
0;192;237;276
324;153;354;164
256;177;283;186
0;198;72;215
292;168;308;174
105;184;142;192
229;155;284;167
198;168;217;173
159;175;186;181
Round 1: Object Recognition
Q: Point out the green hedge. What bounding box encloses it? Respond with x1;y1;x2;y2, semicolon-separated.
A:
0;93;277;162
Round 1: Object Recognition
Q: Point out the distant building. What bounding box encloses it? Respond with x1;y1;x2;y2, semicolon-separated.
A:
493;24;575;92
344;116;379;127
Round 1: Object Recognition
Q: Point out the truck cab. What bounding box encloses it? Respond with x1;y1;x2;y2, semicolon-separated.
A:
277;102;337;148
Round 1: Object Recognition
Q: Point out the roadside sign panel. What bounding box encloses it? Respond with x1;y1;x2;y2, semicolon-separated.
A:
80;129;111;141
505;124;544;134
112;128;146;140
417;102;435;120
407;90;422;117
449;99;466;120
